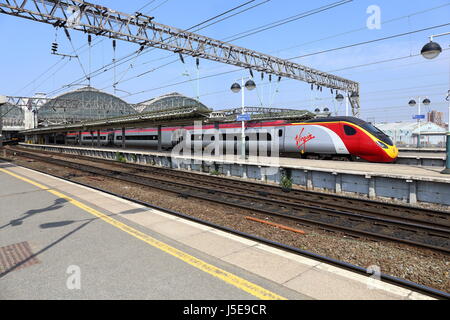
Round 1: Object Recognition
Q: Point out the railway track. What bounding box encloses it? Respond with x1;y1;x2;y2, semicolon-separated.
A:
10;145;450;229
4;147;450;254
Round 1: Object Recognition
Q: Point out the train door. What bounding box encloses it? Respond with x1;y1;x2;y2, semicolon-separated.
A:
276;127;285;156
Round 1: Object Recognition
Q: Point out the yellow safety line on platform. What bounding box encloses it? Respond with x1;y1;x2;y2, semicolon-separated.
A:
0;167;286;300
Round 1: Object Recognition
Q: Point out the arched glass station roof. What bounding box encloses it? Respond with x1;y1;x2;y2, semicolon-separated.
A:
138;92;210;113
37;87;137;125
1;103;24;127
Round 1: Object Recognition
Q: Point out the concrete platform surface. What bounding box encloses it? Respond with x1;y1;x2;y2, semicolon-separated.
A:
0;161;435;300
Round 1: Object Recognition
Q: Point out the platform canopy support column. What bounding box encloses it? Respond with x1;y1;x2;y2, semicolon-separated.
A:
78;130;82;146
97;130;101;147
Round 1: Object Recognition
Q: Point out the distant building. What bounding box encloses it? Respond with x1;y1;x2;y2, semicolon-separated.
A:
375;121;447;147
427;110;444;127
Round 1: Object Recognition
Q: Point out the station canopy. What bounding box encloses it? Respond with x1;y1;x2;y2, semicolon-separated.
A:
20;88;319;135
37;86;137;126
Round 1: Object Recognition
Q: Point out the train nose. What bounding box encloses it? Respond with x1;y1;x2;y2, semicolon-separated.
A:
386;144;399;161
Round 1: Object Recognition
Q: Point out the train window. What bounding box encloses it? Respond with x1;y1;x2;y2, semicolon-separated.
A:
278;129;283;137
344;125;357;136
211;136;215;141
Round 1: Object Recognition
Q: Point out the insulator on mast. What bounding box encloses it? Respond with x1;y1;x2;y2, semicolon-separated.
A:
51;42;58;54
178;52;185;64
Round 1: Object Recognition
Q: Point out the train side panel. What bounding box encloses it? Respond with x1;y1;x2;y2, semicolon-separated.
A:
284;124;349;155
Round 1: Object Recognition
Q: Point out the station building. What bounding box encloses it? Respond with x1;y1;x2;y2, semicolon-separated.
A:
375;121;447;147
1;88;209;139
37;86;137;126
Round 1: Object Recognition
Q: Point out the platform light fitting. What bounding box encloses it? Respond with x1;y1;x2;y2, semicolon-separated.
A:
231;82;241;93
335;93;344;102
421;41;442;60
408;99;417;107
423;98;431;105
244;79;256;91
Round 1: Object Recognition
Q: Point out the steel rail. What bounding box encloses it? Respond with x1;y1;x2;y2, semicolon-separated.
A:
12;145;450;229
6;148;450;254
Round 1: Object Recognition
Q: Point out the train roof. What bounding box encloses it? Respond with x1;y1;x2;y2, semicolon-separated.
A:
304;116;367;125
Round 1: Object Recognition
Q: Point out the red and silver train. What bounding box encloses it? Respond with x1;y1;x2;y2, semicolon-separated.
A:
67;116;398;163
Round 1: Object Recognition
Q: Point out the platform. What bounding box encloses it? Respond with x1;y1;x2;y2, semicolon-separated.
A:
0;161;433;300
17;143;450;206
397;152;446;167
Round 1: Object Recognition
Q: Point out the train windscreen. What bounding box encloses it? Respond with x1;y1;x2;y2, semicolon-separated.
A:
361;123;394;146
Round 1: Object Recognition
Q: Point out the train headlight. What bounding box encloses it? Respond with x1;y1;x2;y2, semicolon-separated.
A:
376;141;389;149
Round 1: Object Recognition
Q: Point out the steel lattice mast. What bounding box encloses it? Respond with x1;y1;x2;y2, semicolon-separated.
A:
0;0;361;116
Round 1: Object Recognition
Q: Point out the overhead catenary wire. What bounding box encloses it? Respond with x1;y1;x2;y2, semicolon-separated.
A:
289;22;450;60
63;28;90;85
119;48;449;100
103;5;450;99
23;0;167;97
50;0;272;97
99;0;355;93
98;3;450;94
223;0;353;43
44;0;268;97
276;3;450;55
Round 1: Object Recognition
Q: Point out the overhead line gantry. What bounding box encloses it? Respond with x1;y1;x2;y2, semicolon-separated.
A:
0;0;361;116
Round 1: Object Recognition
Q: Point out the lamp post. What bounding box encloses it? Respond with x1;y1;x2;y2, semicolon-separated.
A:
0;95;7;148
231;77;256;159
335;92;359;117
408;97;431;148
421;31;450;173
335;93;346;116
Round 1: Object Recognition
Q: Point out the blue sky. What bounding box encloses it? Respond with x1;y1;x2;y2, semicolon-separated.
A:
0;0;449;123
